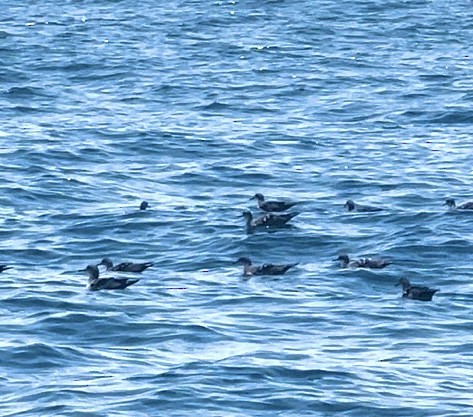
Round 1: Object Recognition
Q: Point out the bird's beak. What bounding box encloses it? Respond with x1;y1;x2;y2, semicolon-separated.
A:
249;196;255;200
332;258;339;261
77;268;86;273
394;282;400;287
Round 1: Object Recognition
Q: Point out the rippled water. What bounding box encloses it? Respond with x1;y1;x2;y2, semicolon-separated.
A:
1;1;473;415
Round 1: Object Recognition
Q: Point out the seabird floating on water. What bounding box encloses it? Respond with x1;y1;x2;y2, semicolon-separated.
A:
395;277;438;301
140;201;149;210
242;210;300;230
80;265;140;291
250;193;297;212
335;254;391;269
235;257;298;276
444;198;473;210
98;258;154;273
344;200;382;212
0;265;12;273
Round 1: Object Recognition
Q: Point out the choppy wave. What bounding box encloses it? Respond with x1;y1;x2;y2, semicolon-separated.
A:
1;0;473;416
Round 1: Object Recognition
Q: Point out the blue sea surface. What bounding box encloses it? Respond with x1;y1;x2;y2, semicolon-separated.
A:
1;1;473;415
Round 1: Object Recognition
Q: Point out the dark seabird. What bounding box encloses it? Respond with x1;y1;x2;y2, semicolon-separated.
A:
444;198;473;210
98;258;154;273
140;201;149;210
242;210;300;230
80;265;139;291
335;254;391;269
395;277;439;302
250;193;297;212
0;265;12;273
344;200;382;212
235;257;298;276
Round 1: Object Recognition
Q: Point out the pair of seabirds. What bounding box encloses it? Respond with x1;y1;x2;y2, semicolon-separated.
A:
345;197;473;212
235;253;391;276
243;193;300;231
79;258;153;291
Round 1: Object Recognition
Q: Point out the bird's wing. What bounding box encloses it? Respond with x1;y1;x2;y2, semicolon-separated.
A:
258;263;276;274
256;214;272;225
113;262;134;271
359;205;382;212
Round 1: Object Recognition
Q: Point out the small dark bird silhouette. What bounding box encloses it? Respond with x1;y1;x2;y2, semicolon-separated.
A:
140;201;149;210
444;198;473;210
344;200;382;212
98;258;154;273
242;210;300;230
335;254;391;269
250;193;297;212
395;278;439;302
80;265;139;291
235;257;298;276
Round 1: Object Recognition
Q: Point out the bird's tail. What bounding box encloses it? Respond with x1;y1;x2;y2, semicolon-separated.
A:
284;263;299;272
287;212;300;220
125;279;140;288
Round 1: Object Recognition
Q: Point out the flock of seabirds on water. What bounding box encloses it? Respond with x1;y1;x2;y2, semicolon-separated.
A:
2;195;471;300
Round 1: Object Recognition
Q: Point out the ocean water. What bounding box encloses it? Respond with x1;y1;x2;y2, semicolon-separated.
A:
1;0;473;415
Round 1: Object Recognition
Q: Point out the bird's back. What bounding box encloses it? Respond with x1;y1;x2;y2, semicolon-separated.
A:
90;278;140;290
362;258;391;268
358;205;382;212
458;201;473;210
256;262;298;275
260;201;297;212
275;212;300;223
405;286;438;301
112;262;154;273
253;212;297;226
279;262;299;273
